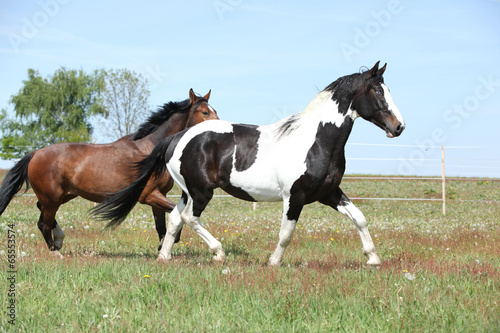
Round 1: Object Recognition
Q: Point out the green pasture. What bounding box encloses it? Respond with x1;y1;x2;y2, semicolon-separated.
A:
0;174;499;332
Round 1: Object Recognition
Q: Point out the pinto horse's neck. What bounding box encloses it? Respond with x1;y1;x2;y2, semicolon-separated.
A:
273;89;357;199
294;89;356;153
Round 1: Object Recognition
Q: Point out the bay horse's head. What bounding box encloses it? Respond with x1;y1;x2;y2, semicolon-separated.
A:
186;88;219;127
351;61;405;138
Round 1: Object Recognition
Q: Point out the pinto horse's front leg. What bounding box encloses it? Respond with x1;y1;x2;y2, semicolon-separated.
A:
140;187;179;250
320;188;381;267
269;196;304;266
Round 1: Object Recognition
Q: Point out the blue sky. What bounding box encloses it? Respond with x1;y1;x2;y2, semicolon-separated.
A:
1;0;499;177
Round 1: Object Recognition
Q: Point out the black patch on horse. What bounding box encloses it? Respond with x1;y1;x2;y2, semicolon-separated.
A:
221;184;256;202
178;130;257;205
288;118;353;214
232;124;260;172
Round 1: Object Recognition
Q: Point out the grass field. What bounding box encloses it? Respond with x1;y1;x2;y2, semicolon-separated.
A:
1;170;499;332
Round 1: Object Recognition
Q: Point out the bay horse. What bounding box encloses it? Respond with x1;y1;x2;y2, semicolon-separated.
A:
93;62;405;267
0;89;218;256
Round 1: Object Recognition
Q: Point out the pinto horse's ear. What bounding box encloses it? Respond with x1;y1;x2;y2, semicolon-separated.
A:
203;90;211;101
189;88;198;104
378;63;387;76
369;61;381;77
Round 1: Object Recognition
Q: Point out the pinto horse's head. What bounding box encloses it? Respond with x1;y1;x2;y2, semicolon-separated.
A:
351;61;405;138
186;88;219;127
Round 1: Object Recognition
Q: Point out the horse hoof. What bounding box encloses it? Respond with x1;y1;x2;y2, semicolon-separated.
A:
212;253;226;264
51;251;64;259
268;256;282;267
156;255;170;264
367;263;381;271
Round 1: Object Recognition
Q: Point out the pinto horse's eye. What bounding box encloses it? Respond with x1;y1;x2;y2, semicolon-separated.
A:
375;90;382;95
202;111;209;116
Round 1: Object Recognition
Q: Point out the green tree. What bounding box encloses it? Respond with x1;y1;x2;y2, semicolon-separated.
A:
0;68;105;159
96;68;150;141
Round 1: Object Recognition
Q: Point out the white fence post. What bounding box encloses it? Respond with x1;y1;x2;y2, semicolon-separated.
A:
442;146;446;216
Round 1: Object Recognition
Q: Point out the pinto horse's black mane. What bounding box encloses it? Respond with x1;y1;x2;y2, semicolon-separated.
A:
277;69;378;138
131;98;207;141
324;73;361;115
276;67;386;139
324;68;383;115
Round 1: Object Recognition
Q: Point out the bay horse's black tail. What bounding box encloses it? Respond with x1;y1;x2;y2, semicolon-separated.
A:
0;152;34;216
91;134;178;228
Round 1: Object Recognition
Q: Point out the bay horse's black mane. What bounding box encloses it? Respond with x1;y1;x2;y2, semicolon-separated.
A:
131;98;206;141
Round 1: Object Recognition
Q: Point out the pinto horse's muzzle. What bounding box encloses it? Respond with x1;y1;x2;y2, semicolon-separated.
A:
386;122;405;138
371;110;405;138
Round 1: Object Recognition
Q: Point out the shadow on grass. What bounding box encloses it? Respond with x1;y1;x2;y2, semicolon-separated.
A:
93;251;157;259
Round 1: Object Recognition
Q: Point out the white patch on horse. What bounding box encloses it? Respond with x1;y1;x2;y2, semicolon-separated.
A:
347;102;360;120
269;197;297;266
381;84;404;125
301;90;347;127
337;201;380;265
228;90;348;202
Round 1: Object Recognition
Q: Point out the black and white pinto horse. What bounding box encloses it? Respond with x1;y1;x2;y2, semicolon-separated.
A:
93;61;405;267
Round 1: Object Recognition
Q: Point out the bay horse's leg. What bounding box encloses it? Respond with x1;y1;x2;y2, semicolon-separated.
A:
152;207;167;251
143;189;177;212
320;188;381;267
52;222;65;250
36;203;63;258
37;202;65;251
269;196;304;266
142;188;182;249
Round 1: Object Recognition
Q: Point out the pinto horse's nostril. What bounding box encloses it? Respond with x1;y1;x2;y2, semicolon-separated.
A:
395;124;405;136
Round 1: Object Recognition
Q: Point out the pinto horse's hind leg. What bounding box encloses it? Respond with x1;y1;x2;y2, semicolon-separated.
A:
157;196;186;261
152;207;183;251
143;186;182;250
158;192;225;263
320;188;381;267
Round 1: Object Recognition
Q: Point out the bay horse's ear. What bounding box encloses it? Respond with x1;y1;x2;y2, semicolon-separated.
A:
369;61;381;77
378;63;387;76
203;90;211;101
189;88;198;104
